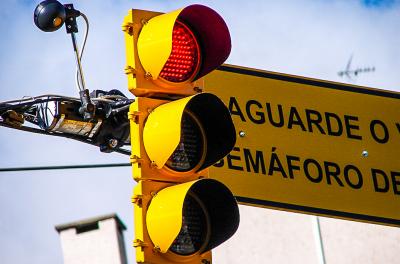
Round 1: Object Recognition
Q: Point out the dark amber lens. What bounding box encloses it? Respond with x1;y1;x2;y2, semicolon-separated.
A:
170;193;208;255
166;112;204;172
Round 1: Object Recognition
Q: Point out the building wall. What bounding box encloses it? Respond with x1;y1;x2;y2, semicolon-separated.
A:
59;218;126;264
214;205;400;264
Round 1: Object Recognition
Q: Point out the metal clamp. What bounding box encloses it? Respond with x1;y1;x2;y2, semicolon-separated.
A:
130;155;143;164
133;239;148;248
128;111;143;124
131;194;143;206
124;66;136;77
122;22;134;35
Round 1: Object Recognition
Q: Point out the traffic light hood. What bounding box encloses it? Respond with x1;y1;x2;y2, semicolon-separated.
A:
146;179;240;254
137;4;231;82
143;93;236;172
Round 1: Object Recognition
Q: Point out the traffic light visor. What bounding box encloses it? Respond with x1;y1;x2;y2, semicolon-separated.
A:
143;93;236;173
146;179;240;254
137;4;231;83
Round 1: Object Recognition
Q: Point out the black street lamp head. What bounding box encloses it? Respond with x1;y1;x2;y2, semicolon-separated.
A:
34;0;66;32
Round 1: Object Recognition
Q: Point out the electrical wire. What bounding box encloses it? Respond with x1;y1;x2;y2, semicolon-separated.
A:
112;104;130;114
75;12;90;92
99;95;129;100
0;94;80;105
0;121;131;156
0;93;132;156
0;163;131;172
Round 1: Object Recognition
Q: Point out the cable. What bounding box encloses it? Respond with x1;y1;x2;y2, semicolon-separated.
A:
0;122;131;156
0;93;132;156
75;12;89;92
0;163;131;172
0;96;79;117
0;94;80;105
112;104;130;114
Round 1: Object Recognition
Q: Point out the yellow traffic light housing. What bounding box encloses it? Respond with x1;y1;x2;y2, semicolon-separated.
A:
143;93;236;174
146;179;239;257
130;94;239;264
124;4;239;264
123;5;231;98
129;93;235;183
133;179;239;264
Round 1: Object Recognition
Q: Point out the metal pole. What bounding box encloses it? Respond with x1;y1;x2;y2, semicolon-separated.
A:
312;216;326;264
70;32;86;92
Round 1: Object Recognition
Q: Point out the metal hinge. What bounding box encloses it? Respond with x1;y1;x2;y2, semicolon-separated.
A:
133;239;148;248
124;65;136;77
128;111;143;124
130;155;143;164
131;194;143;206
122;22;134;35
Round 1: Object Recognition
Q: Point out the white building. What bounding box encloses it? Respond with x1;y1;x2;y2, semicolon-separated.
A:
55;214;128;264
214;205;400;264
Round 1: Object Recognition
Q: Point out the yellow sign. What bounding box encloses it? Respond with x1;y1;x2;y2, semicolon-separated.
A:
205;64;400;226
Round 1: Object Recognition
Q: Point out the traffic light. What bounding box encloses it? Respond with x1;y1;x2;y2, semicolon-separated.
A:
123;4;239;264
122;4;231;98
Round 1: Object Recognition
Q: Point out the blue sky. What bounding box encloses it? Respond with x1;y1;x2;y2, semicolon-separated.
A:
363;0;397;8
0;0;399;263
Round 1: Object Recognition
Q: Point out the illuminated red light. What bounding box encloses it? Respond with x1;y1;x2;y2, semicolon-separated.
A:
160;21;200;83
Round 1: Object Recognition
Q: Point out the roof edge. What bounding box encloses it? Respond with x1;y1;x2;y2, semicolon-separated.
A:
55;213;127;232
